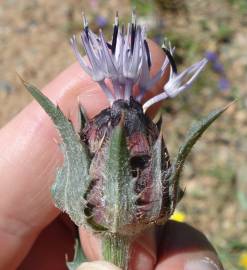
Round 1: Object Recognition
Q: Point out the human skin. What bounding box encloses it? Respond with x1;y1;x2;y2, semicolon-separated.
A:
0;41;223;270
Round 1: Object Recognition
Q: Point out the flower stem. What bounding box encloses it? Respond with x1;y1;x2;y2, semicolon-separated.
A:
102;233;131;270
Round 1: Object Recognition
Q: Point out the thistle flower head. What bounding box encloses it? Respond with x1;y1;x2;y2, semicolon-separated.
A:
64;13;209;235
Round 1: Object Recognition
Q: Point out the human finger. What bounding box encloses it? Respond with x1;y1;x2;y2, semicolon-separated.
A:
155;221;224;270
18;216;76;270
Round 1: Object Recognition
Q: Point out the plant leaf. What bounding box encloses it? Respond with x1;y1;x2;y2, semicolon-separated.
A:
149;133;164;220
66;238;87;270
169;101;235;209
103;116;136;232
22;78;91;226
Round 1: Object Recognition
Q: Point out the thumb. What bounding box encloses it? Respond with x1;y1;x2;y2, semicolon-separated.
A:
77;261;121;270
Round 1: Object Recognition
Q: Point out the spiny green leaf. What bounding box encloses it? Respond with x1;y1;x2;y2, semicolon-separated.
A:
149;133;165;220
104;118;136;232
66;239;87;270
22;78;91;226
169;101;235;207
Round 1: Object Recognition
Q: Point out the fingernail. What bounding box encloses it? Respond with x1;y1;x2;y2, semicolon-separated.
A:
133;251;154;270
184;256;221;270
130;227;156;270
76;261;121;270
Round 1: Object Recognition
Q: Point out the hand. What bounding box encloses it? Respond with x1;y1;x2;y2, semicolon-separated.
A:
0;41;223;270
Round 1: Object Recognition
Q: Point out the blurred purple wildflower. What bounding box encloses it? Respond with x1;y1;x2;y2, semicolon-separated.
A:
204;51;218;62
205;50;224;74
95;15;107;28
205;50;230;92
218;77;230;92
212;62;224;74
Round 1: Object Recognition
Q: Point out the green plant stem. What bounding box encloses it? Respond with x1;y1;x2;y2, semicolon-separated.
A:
102;233;131;270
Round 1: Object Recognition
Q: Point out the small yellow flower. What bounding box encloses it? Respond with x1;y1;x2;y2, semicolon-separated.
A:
170;210;186;222
239;252;247;269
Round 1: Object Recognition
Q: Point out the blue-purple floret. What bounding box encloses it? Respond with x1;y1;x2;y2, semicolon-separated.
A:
71;12;208;111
